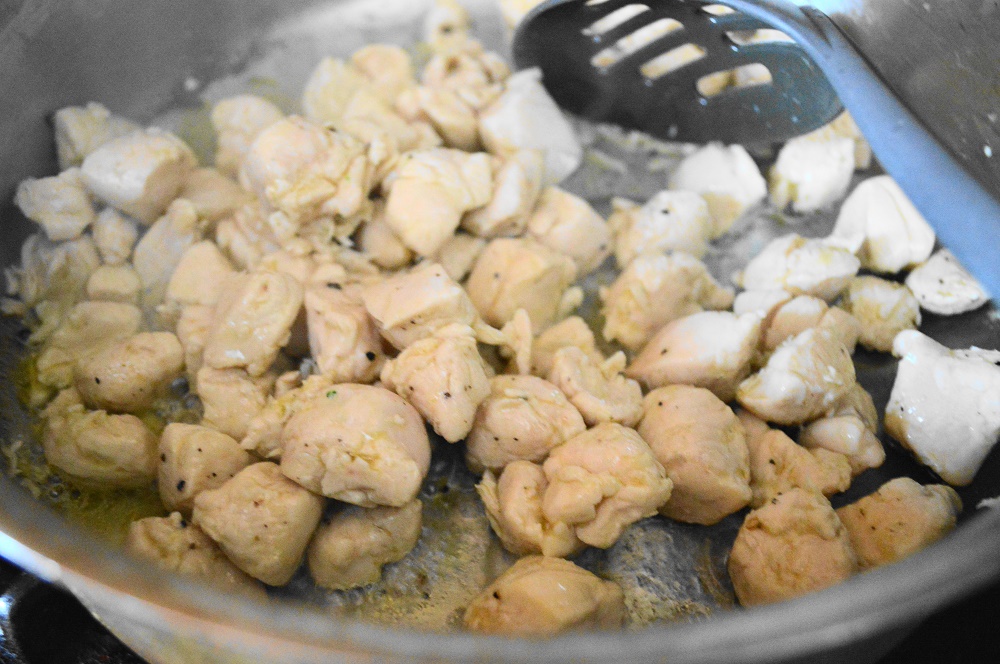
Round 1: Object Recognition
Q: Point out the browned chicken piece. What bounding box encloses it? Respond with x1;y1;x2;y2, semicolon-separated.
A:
498;308;533;374
542;423;673;548
279;384;431;507
464;556;625;636
85;264;141;305
178;167;255;224
196;366;275;441
636;386;751;525
799;382;885;476
839;276;921;353
526;186;611;276
240;374;338;460
548;347;643;428
74;332;184;413
435;232;486;282
836;477;961;571
728;488;858;607
193;461;325;586
529;316;604;378
304;285;384;384
462;150;544;238
307;499;423;590
746;429;852;508
164;241;237;313
465;374;586;473
210;94;285;179
158;423;253;514
762;294;827;352
734;407;772;448
355;202;414;271
125;512;263;597
380;324;491;443
176;304;213;388
477;461;584;558
132;199;204;309
626;310;761;403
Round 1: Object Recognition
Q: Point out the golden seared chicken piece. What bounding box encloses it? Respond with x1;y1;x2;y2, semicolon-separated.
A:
466;237;580;333
799;382;885;476
768;134;854;213
627;310;762;403
132;199;204;309
737;327;855;426
164;241;236;312
307;499;423;590
526;186;611;275
355;202;414;271
600;252;734;352
85;264;141;305
210;95;284;180
80;128;197;225
839;276;920;353
836;477;961;570
177;167;254;224
667;143;766;237
464;556;625;635
91;208;139;265
728;488;857;607
125;512;262;596
745;429;851;508
738;234;860;302
176;304;213;388
203;270;303;377
41;387;158;489
465;374;586;473
435;232;486;282
735;407;772;448
383;148;494;257
498;308;533;375
380;324;491;443
304;285;384;384
196;366;275;441
15;168;96;241
905;249;989;316
214;203;282;270
74;331;184;413
477;461;584;558
158;423;253;514
608;190;714;266
636;386;752;525
193;462;325;586
462;149;544;238
529;316;604;378
761;295;825;353
240;374;337;459
740;293;860;359
548;347;643;428
53;102;140;170
279;384;431;507
542;423;672;549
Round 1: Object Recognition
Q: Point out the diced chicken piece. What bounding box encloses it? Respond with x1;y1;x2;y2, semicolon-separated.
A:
193;462;325;586
158;423;253;514
829;175;935;274
42;388;158;488
735;406;773;448
667;143;766;237
728;488;857;607
905;249;990;315
80;128;197;225
477;462;584;557
91;208;140;266
836;477;962;570
548;347;643;427
542;423;672;548
462;150;544;238
339;87;441;154
608;191;714;267
636;386;751;525
74;332;184;413
355;204;414;271
763;295;827;353
799;384;885;476
304;285;384;384
768;135;854;213
307;499;423;590
465;374;586;473
464;555;624;636
176;304;213;388
816;307;861;356
737;327;856;426
210;95;285;179
178;167;254;224
526;187;611;275
53;102;141;170
15;168;97;241
396;84;480;151
163;241;236;316
739;234;860;301
435;232;486;282
350;44;417;104
301;57;369;126
197;366;274;441
421;38;509;107
86;264;141;304
133;199;204;308
746;429;852;507
214;203;282;271
498;308;533;375
383;148;494;256
530;316;604;378
125;512;262;595
627;310;761;403
479;68;582;186
885;330;1000;486
600;252;734;352
240;374;337;459
203;270;304;376
380;325;491;443
423;0;472;51
839;276;921;352
36;301;143;389
732;288;792;322
797;110;872;170
279;384;431;507
466;237;579;333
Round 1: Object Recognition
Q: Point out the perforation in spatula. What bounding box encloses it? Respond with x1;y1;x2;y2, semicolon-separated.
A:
514;0;843;144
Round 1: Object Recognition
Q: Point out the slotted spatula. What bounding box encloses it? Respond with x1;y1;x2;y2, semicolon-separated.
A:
513;0;1000;298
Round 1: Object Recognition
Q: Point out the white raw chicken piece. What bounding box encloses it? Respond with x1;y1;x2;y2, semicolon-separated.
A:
738;234;860;302
15;168;96;241
885;330;1000;486
80;128;197;225
548;347;643;428
478;68;583;185
196;366;274;441
667;142;766;237
526;187;611;275
829;175;935;273
608;191;714;267
745;428;852;508
905;249;990;315
157;422;253;514
797;110;872;170
91;208;139;266
434;232;486;282
599;252;734;352
210;95;285;180
86;264;141;304
839;276;921;353
529;315;604;378
305;285;384;384
53;102;140;170
768;134;854;213
132;199;204;309
462;149;544;238
73;332;184;413
240;374;338;459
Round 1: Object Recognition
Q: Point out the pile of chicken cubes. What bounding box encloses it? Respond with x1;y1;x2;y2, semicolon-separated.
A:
5;0;998;637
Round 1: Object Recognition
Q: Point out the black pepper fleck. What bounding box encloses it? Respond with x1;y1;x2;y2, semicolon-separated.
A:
176;480;186;492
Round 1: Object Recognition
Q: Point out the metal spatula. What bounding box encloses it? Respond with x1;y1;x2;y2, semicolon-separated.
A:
512;0;1000;298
